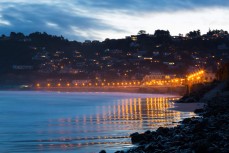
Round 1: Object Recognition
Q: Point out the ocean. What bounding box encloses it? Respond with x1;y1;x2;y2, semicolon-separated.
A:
0;91;197;153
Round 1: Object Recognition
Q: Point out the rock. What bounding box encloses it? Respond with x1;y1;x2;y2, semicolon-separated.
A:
192;139;210;153
156;127;169;135
144;130;151;134
144;142;156;151
130;132;146;144
207;133;222;142
156;135;163;141
151;131;157;136
182;118;192;124
171;140;183;146
179;148;192;153
183;126;192;133
99;150;106;153
194;108;204;114
208;147;221;153
130;132;139;137
173;134;184;141
114;151;124;153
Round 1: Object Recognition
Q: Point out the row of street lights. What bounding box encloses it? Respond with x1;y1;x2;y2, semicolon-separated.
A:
187;70;205;83
36;81;142;88
35;70;206;88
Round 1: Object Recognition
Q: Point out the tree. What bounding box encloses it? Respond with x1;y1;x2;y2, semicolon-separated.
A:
9;32;25;40
207;29;228;37
138;30;146;35
1;34;6;38
10;32;17;38
154;30;171;37
186;30;201;38
154;30;171;42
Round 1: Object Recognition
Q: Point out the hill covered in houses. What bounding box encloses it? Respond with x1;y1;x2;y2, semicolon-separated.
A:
0;29;228;85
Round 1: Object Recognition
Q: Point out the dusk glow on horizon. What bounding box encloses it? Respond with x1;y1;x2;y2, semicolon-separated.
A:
0;0;228;41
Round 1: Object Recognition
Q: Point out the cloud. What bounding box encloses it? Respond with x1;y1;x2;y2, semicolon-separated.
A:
46;22;59;29
0;15;11;26
89;7;229;37
0;0;228;41
0;2;124;41
0;20;11;26
72;0;229;12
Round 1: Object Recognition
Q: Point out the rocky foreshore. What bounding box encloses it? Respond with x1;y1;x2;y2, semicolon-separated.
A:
123;95;229;153
100;82;229;153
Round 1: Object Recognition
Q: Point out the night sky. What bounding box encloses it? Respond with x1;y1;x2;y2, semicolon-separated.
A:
0;0;228;41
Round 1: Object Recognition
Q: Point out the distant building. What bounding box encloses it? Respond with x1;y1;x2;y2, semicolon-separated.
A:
163;62;175;66
72;80;91;85
142;72;176;82
131;35;137;41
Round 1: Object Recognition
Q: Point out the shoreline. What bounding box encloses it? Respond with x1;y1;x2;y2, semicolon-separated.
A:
0;86;186;96
107;81;229;153
169;102;205;112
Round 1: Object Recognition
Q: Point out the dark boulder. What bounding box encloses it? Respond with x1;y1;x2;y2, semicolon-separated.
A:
130;132;147;144
192;139;210;153
99;150;106;153
194;108;204;114
156;127;170;136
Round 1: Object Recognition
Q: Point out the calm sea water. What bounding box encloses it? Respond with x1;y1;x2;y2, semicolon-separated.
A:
0;91;196;153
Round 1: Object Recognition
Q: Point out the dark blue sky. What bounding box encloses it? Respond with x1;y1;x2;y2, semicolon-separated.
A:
0;0;228;41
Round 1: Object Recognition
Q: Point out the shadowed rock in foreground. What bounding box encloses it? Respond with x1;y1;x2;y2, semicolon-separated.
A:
110;82;229;153
124;88;229;153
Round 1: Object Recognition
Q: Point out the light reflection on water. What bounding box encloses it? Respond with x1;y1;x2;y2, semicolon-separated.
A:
0;91;196;153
